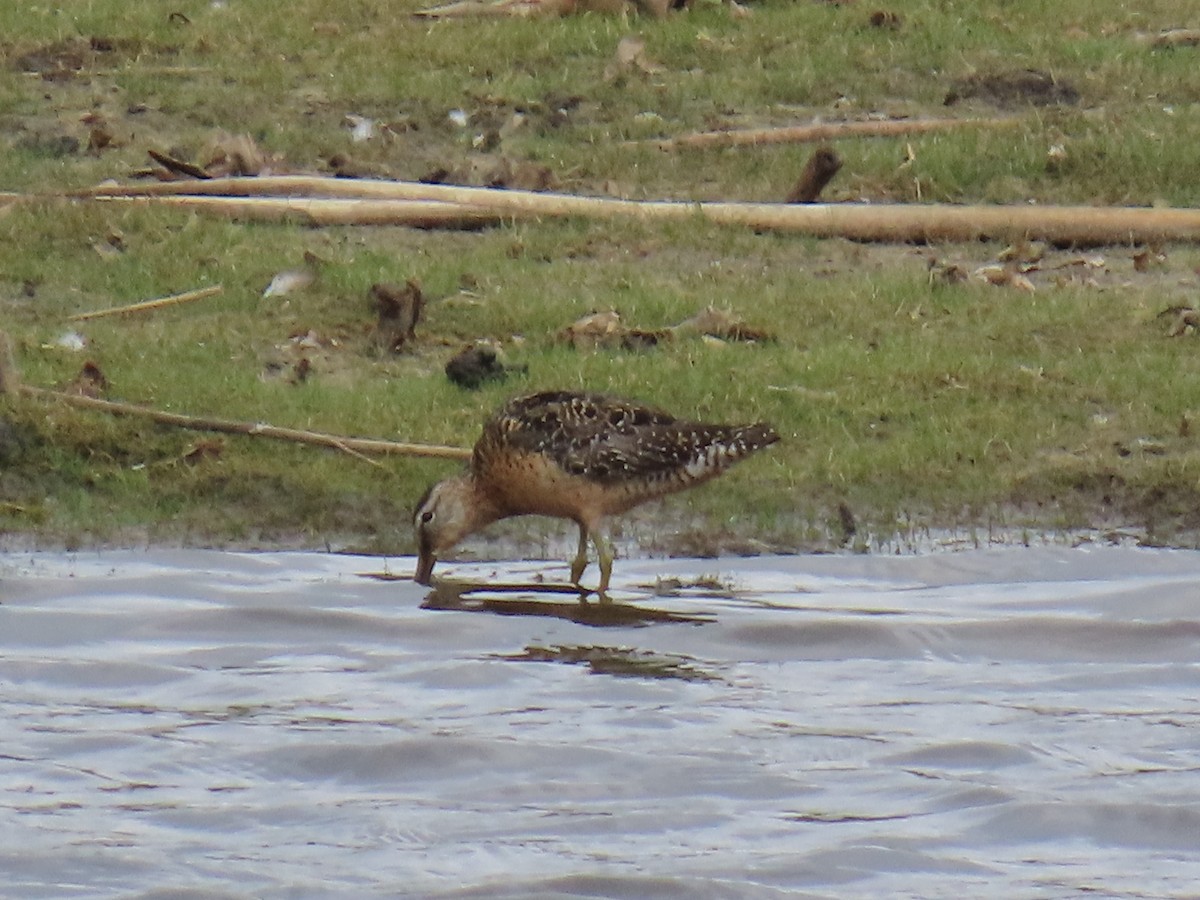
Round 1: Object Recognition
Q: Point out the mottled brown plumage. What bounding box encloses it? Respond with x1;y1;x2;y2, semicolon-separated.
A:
413;390;779;594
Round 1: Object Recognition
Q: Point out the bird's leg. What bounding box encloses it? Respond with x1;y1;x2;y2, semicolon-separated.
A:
569;523;590;587
592;528;615;601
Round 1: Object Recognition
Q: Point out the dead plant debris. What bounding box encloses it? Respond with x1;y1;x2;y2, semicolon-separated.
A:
1159;305;1200;337
14;36;129;81
1133;245;1167;273
324;153;391;179
420;154;557;192
785;146;843;203
973;263;1036;292
868;10;901;29
181;438;224;465
65;361;109;398
675;306;773;342
371;280;424;352
605;36;665;81
139;133;284;181
444;341;525;389
557;310;671;350
557;306;771;350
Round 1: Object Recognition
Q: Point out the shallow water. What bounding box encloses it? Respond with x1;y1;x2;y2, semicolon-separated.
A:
3;546;1200;899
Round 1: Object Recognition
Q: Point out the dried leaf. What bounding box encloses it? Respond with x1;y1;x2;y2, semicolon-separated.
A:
1051;253;1107;271
1167;308;1200;337
557;310;670;350
203;132;272;176
605;36;664;80
972;264;1009;285
973;264;1035;291
182;438;224;464
1132;244;1167;272
91;231;125;260
929;261;968;285
675;306;772;341
1009;272;1037;293
616;36;645;65
998;240;1045;264
1046;142;1068;171
558;310;626;349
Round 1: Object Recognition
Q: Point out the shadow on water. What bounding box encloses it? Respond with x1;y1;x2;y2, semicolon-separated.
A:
418;579;714;627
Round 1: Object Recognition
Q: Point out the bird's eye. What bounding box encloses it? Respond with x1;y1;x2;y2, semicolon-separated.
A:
420;510;434;524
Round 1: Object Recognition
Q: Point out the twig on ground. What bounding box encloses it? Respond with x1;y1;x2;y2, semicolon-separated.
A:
639;115;1021;150
15;383;472;461
68;284;224;322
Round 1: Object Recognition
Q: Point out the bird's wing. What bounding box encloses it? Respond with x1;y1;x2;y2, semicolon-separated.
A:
497;391;677;430
481;390;776;484
556;424;766;483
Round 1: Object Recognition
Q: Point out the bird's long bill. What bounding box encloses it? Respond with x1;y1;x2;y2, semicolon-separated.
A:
414;546;436;585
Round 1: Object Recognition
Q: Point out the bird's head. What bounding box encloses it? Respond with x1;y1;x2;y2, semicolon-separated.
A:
412;475;479;585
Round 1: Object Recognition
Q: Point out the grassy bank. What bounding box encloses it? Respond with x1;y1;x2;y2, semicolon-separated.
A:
3;0;1200;557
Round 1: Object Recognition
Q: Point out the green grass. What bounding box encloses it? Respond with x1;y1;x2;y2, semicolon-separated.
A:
3;0;1200;555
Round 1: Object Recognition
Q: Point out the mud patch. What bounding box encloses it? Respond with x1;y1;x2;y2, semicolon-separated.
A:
9;36;145;80
946;69;1080;108
1011;466;1200;545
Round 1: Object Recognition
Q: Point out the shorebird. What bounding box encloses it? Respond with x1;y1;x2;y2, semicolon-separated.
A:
413;390;779;594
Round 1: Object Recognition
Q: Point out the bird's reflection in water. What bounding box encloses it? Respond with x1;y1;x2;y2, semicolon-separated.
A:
420;579;713;627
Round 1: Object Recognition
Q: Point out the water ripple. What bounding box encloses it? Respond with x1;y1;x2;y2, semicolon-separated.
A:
3;546;1200;897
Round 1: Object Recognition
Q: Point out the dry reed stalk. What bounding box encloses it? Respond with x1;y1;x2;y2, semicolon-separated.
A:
640;116;1022;150
90;188;1200;246
69;284;224;322
93;194;506;228
18;386;473;461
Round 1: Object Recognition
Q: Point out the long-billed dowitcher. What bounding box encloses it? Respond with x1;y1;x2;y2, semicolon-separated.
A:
413;390;779;594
